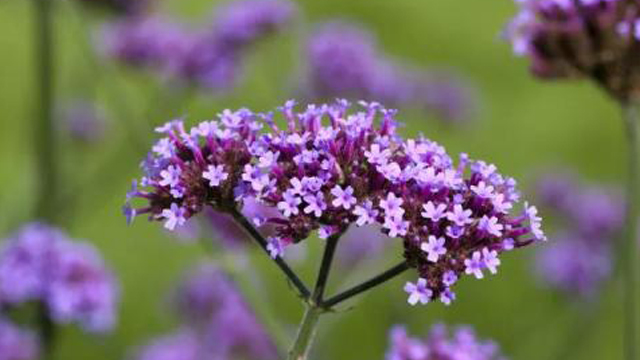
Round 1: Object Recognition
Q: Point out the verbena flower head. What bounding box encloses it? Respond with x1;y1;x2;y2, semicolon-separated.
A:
533;172;622;297
0;318;39;360
125;100;545;306
173;263;277;359
505;0;640;102
302;22;477;124
385;324;506;360
0;223;119;333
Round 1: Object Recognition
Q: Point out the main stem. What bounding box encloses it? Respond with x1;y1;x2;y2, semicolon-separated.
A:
622;104;639;360
287;304;323;360
32;0;57;358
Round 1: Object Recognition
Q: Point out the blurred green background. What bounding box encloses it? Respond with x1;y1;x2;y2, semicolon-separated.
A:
0;0;630;359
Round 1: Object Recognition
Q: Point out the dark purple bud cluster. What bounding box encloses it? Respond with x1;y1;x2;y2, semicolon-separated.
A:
125;100;545;306
506;0;640;102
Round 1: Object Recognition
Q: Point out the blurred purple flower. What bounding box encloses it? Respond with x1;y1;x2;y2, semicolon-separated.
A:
173;263;277;360
385;324;506;360
0;318;39;360
336;224;388;268
536;233;611;297
0;223;119;333
102;0;296;90
134;329;201;360
59;101;107;143
533;172;623;297
301;22;478;124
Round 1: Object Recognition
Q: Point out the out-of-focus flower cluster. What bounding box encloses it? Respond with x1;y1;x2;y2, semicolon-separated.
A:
58;100;108;144
385;324;506;360
125;99;545;307
505;0;640;102
0;318;39;360
533;172;623;297
0;223;119;333
132;263;277;360
102;0;296;90
301;22;477;124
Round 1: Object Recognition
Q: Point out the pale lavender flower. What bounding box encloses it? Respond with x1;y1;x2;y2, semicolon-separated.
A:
421;236;447;263
134;329;201;360
0;318;39;360
464;251;485;279
331;185;357;210
202;165;229;187
385;324;506;360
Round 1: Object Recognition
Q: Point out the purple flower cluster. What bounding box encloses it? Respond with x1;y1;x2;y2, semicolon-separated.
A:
505;0;640;101
301;22;477;123
133;263;277;360
0;223;119;333
102;0;296;90
0;318;39;360
385;324;506;360
534;173;623;297
124;100;545;306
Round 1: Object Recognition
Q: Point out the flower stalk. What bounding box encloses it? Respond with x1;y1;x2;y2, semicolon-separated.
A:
622;103;639;360
32;0;57;357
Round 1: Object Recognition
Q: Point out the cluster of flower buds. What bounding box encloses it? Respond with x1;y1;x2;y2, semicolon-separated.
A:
506;0;640;102
0;223;119;333
102;0;296;90
132;263;277;360
125;99;545;307
385;324;506;360
533;172;623;297
301;22;477;123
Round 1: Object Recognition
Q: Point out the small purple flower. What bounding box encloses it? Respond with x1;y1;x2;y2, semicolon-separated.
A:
439;288;456;306
464;251;485;279
442;270;458;287
303;193;326;218
447;205;473;226
421;201;447;222
202;164;229;187
159;165;181;188
403;278;432;306
277;190;301;217
353;200;379;226
365;144;391;165
162;203;187;230
420;236;447;263
380;193;405;219
470;181;495;199
482;247;501;275
383;216;409;238
478;216;504;238
266;237;284;258
331;185;357;210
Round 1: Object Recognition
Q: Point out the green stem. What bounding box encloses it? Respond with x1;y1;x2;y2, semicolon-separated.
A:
33;0;56;222
287;304;323;360
32;0;57;358
622;104;639;360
